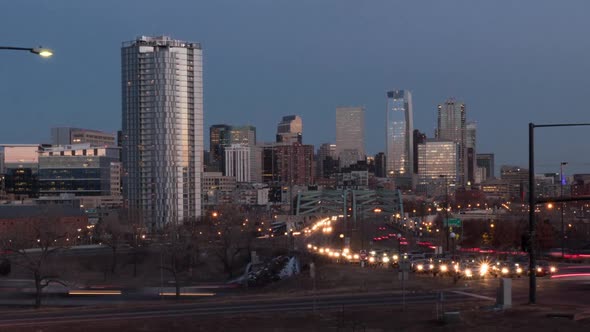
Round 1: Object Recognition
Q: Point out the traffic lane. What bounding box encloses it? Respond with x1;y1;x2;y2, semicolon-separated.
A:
0;291;486;327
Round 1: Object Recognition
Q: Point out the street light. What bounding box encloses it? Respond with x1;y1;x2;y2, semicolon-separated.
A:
449;232;456;259
0;46;53;57
560;161;568;258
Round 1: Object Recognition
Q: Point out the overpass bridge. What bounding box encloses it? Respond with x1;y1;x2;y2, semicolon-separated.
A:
295;189;403;224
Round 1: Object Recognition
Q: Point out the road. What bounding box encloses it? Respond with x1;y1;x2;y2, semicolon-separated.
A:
0;290;487;328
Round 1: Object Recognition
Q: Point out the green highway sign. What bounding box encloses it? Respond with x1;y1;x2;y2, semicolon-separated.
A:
444;218;461;227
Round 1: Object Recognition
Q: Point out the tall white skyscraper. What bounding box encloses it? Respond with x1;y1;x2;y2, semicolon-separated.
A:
122;36;203;230
386;90;414;186
335;106;365;168
225;144;251;183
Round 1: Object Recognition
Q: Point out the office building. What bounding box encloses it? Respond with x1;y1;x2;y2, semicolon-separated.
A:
317;143;337;179
466;122;477;184
336;106;365;168
476;153;495;181
374;152;387;178
202;172;237;206
51;127;116;146
500;165;529;202
275;143;314;186
417;140;458;197
208;125;231;172
0;144;41;199
122;36;203;229
386;90;414;182
38;144;121;199
276;115;302;144
436;98;467;185
412;130;427;174
224;144;251;183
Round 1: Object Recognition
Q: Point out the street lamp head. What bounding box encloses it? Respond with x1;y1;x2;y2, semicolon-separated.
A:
561;162;568;166
31;47;53;57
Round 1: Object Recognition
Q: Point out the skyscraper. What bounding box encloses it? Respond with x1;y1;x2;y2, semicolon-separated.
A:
336;106;365;168
417;140;459;197
386;90;414;182
276;115;302;144
436;98;467;185
208;124;231;172
466;122;477;184
317;143;337;179
412;129;427;174
476;153;495;181
122;36;203;230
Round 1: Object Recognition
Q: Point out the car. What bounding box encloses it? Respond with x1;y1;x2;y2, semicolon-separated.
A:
534;260;557;277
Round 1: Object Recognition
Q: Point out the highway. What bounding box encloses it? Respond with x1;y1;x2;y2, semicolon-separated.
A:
0;290;488;328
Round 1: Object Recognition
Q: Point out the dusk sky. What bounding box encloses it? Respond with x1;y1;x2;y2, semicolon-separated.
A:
2;0;590;174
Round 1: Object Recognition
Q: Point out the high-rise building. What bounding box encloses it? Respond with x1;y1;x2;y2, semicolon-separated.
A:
466;122;477;184
275;143;314;186
317;143;337;179
336;106;365;168
417;140;458;196
208;124;256;175
412;130;427;174
374;152;387;178
224;144;251;183
276;115;302;144
500;165;529;202
436;98;467;185
208;124;231;172
476;153;495;181
51;127;116;147
386;90;414;181
121;36;203;230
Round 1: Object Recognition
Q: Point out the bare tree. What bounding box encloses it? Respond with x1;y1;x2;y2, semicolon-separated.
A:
159;224;193;297
0;214;69;308
95;213;130;276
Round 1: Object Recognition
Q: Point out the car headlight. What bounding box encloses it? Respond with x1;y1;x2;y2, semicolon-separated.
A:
465;268;473;277
417;264;423;271
429;264;435;270
480;263;489;276
501;267;509;274
353;254;359;260
516;267;522;274
393;255;399;261
383;257;390;263
369;257;375;263
537;267;542;272
440;264;448;272
550;266;556;273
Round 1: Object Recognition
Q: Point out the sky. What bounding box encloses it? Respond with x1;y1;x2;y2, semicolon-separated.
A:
1;0;590;174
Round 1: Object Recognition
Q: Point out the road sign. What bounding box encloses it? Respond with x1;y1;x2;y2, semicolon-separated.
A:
360;250;367;260
444;218;461;227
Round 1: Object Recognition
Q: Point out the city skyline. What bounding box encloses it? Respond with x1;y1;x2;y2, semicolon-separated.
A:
2;1;590;174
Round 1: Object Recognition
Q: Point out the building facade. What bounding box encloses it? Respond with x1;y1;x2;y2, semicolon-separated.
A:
336;106;365;168
466;122;477;184
38;144;121;198
121;36;203;229
276;115;302;145
436;98;467;185
51;127;116;146
224;144;251;183
316;143;337;179
476;153;495;181
417;140;458;197
275;143;314;186
386;90;414;181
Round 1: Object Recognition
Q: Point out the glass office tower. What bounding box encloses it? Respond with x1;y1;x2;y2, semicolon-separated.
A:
386;90;414;186
122;36;203;230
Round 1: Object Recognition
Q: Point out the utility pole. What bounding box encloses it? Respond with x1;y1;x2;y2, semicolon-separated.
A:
560;162;568;258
